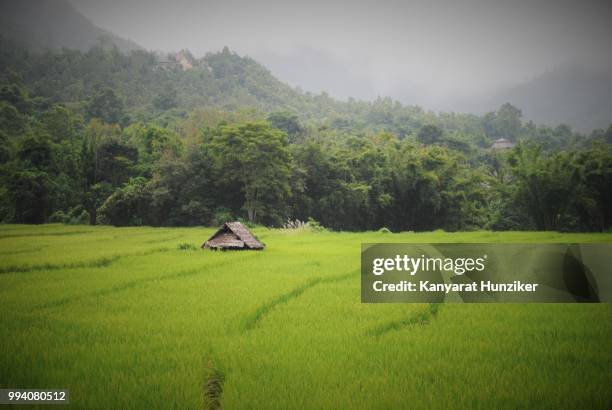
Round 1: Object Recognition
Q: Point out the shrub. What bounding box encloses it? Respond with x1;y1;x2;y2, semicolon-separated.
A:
177;242;197;250
213;207;233;225
307;217;326;232
97;177;150;226
49;207;90;225
71;209;90;225
49;210;67;223
236;217;264;229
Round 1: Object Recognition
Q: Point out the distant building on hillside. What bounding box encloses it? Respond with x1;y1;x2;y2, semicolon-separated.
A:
491;138;515;150
153;50;195;71
175;50;194;70
154;60;182;71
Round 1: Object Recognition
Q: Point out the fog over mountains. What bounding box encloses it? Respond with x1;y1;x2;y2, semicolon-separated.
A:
0;0;141;53
1;0;611;131
255;47;612;132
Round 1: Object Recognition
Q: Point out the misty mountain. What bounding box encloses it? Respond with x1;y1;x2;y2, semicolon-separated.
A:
255;47;612;132
474;64;612;132
2;0;610;132
0;41;487;139
253;47;380;102
0;0;141;53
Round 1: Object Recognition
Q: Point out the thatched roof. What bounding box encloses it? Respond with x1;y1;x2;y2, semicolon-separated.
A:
203;221;265;250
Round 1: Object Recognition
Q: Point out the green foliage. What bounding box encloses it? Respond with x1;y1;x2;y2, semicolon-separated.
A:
0;131;10;164
49;206;90;225
48;210;66;223
87;87;125;124
306;217;326;232
0;45;610;232
97;177;150;226
509;144;580;230
209;121;292;224
267;111;303;141
17;133;52;168
125;123;182;167
5;167;50;224
483;103;522;140
95;139;138;185
0;83;31;113
573;145;612;231
0;45;485;136
213;207;234;225
177;242;197;250
0;101;26;136
153;84;178;111
417;124;443;145
38;105;83;143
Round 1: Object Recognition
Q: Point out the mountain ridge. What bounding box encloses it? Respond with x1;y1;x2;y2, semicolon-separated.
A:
486;63;612;132
0;0;610;132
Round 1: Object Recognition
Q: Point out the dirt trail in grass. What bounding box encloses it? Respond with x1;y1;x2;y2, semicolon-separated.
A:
202;361;224;410
0;255;122;274
0;230;97;239
0;246;47;256
366;303;440;336
33;267;194;309
0;247;172;274
34;255;259;310
240;269;357;332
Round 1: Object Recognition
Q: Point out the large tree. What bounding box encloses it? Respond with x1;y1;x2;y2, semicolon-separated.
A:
86;88;125;125
209;121;292;224
508;143;579;230
483;103;522;140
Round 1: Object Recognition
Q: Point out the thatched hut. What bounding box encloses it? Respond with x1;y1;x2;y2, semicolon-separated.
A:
202;221;265;250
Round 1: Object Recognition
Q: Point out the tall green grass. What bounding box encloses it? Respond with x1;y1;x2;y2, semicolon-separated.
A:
0;225;610;409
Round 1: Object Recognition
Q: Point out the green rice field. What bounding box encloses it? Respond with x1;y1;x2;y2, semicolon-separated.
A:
0;224;611;409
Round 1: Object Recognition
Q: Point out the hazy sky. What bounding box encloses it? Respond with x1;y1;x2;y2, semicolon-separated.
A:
70;0;612;109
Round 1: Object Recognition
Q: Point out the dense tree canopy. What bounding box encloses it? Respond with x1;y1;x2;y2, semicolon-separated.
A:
0;42;611;231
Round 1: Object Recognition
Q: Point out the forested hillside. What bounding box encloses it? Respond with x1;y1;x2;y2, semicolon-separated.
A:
0;36;484;136
0;40;611;232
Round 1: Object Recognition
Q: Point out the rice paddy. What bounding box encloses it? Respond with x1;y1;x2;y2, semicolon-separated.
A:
0;224;611;409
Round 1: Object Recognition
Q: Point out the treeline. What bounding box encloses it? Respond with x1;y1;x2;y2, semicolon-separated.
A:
0;43;611;231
